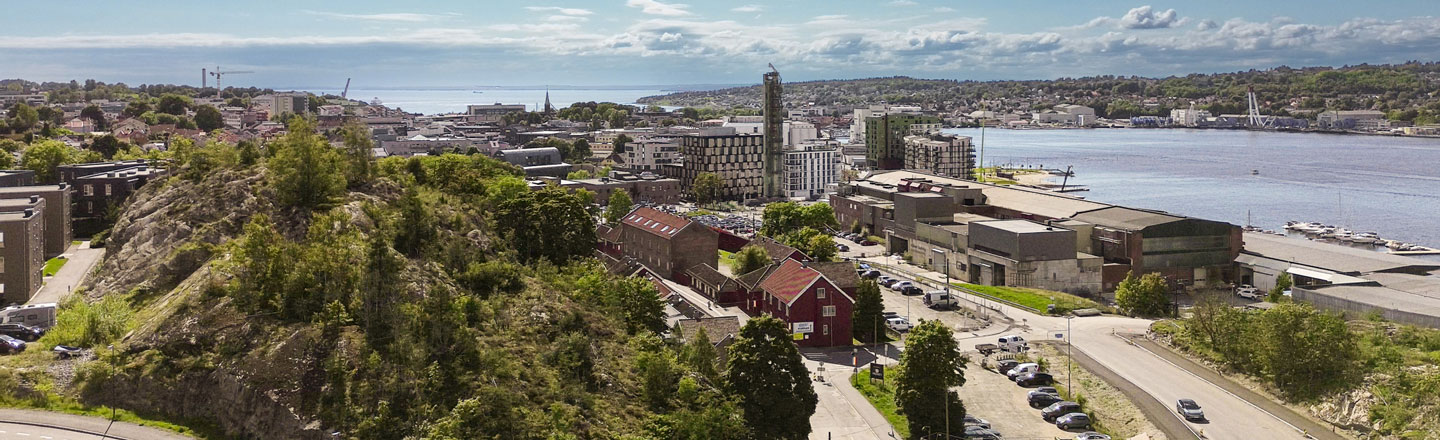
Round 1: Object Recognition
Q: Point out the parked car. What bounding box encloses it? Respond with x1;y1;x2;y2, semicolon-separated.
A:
52;345;83;360
1175;399;1205;421
1017;372;1054;387
1236;286;1263;300
1055;413;1092;430
882;311;900;319
1042;401;1082;421
997;335;1029;352
891;281;914;292
1075;432;1111;440
962;425;1002;439
924;290;958;309
0;335;26;354
885;317;912;332
1006;362;1039;380
836;244;850;253
1029;392;1065;409
877;276;896;287
857;263;871;270
861;270;881;279
963;415;990;429
0;323;44;341
901;285;923;296
995;359;1020;375
860;239;877;246
1028;386;1059;399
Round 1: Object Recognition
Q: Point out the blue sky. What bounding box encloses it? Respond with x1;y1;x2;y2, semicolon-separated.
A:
2;1;1437;88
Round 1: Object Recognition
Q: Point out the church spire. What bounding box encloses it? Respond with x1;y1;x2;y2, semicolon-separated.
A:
543;86;555;114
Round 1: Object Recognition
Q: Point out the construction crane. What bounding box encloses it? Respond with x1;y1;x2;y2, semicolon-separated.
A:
1246;86;1272;128
209;66;254;97
341;78;351;100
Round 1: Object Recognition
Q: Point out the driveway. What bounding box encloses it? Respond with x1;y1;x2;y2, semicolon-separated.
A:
804;347;899;440
30;242;105;305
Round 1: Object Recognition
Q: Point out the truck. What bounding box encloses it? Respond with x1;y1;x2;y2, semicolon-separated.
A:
923;290;958;310
0;303;57;329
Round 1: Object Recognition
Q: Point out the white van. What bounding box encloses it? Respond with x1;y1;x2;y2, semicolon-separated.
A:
1007;362;1039;380
0;303;57;329
997;335;1029;353
923;290;958;309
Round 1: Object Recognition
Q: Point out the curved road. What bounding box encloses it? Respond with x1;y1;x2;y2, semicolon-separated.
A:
0;409;192;440
858;255;1318;440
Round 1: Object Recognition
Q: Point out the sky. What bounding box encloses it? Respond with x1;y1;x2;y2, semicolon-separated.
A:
1;1;1438;88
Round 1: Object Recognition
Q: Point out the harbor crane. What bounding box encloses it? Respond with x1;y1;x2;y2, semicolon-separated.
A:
209;66;254;97
1246;86;1272;128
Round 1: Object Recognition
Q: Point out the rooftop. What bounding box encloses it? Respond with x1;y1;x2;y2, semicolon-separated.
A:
1242;232;1440;275
757;259;822;305
1071;206;1186;231
1305;283;1440;318
621;206;693;239
0;184;67;195
972;219;1066;234
674;316;741;344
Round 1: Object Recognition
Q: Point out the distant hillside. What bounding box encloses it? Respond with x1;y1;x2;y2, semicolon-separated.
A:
638;62;1440;122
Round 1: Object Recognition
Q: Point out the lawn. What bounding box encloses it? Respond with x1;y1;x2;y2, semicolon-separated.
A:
953;282;1103;315
43;257;68;277
850;367;908;438
718;250;736;272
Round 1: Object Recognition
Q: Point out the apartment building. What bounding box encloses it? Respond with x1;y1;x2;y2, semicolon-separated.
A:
620;138;680;172
0;171;35;188
0;198;45;305
864;113;942;169
679;127;764;201
0;185;70;259
903;134;975;180
783;143;839;200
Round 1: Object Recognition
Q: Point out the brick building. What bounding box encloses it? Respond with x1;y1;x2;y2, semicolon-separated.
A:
0;184;71;259
0;198;45;305
615;207;719;281
567;173;682;206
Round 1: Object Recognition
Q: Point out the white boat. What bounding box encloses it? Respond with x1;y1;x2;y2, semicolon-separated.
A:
1334;230;1354;242
1351;232;1381;245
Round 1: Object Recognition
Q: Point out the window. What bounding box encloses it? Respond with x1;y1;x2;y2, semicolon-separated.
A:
84;184;94;196
823;324;830;335
817;288;826;299
822;305;836;317
104;184;112;196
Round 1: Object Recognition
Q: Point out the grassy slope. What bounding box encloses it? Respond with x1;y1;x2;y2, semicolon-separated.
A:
850;367;908;439
43;257;67;277
953;283;1102;315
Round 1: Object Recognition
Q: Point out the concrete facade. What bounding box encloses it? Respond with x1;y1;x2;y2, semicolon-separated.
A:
903;133;975;180
679;128;764;201
864;113;941;169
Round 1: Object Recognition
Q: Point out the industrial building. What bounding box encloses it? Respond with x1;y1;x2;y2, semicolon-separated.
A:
1238;232;1440;328
832;170;1240;292
495;147;572;178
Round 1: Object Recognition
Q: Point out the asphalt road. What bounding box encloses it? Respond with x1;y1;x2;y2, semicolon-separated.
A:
30;242;104;305
0;408;192;440
855;257;1319;440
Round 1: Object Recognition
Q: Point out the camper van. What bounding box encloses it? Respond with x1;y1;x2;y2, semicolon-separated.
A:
0;303;57;329
997;335;1029;353
923;290;958;310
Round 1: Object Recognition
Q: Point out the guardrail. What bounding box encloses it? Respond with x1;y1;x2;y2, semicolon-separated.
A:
857;258;1042;315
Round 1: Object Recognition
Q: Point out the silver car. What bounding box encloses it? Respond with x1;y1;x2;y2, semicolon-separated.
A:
1176;399;1205;421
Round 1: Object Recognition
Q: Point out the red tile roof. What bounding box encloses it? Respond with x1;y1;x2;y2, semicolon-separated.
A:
757;259;822;305
622;206;692;239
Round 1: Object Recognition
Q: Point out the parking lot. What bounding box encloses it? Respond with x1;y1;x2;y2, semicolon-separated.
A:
957;354;1079;439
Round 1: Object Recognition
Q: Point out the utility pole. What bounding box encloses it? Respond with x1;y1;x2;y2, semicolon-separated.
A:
1067;316;1073;393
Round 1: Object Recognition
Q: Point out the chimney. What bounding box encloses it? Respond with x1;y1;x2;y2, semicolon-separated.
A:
58;183;67;190
28;195;37;203
23;208;33;218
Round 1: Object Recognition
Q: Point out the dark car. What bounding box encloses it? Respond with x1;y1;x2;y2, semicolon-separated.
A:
1017;372;1054;387
0;323;43;342
901;285;923;295
1042;401;1082;422
995;359;1020;375
1056;413;1092;430
0;335;26;354
860;239;877;246
1176;399;1205;421
861;270;881;279
1028;386;1059;399
836;244;850;252
963;425;1002;439
878;277;898;287
1029;392;1064;409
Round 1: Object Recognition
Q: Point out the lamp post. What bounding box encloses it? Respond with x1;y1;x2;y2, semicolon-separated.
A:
104;344;116;439
1067;316;1074;393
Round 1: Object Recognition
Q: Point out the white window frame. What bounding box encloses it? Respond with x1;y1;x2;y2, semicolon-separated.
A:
822;305;837;317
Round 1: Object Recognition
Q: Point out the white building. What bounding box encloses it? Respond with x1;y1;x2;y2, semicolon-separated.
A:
850;104;926;142
783;143;840;200
1169;108;1212;127
1031;104;1095;126
621;138;681;172
784;121;819;147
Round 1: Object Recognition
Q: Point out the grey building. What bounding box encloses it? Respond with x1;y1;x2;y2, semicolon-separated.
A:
0;171;36;188
0;198;44;305
966;220;1102;294
0;184;71;259
495;147;571;178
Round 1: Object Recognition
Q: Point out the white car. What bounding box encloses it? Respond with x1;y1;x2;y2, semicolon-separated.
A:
886;317;912;332
891;281;914;292
1236;286;1263;300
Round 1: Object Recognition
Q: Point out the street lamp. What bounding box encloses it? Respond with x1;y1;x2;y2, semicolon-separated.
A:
1067;316;1074;393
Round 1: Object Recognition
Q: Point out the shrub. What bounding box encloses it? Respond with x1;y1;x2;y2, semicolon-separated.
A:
40;295;133;348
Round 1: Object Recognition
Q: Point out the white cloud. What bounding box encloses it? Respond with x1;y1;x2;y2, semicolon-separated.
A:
934;7;955;13
1118;5;1180;29
890;0;918;6
1196;19;1218;31
524;6;594;16
301;10;454;23
732;5;763;13
626;0;692;16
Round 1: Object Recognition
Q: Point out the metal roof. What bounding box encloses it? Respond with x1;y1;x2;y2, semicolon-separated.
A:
1305;284;1440;317
1071;206;1186;231
1241;233;1440;275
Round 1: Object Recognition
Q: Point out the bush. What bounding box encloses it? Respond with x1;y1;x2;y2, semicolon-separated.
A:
40;295;133;348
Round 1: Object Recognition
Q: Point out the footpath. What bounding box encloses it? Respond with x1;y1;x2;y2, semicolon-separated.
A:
30;242;105;305
0;408;193;439
1126;336;1346;440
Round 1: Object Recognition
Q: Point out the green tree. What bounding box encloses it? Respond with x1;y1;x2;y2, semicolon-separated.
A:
608;276;666;335
852;279;885;343
894;319;967;438
0;139;22;153
693;172;722;205
805;233;837;262
269;117;346;209
20;139;79;183
681;328;720;381
392;188;436;257
80;105;107;131
7;102;38;132
762;202;837;236
89;134;125;159
157;93;191;115
733;245;770;275
121;100;150;118
605;190;633;225
228;214;291;313
193;104;223;131
566;169;593;180
1114;272;1171;317
1269;272;1292;302
569;138;592;162
237;139;260;166
723;316;817;440
614;134;634;152
494;187;596;265
1257;303;1359;398
340;122;374;187
637;346;678;410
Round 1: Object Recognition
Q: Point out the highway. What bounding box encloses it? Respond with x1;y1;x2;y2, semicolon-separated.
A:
854;253;1316;439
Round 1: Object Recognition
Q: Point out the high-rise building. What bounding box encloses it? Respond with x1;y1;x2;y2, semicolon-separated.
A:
864;113;941;169
903;134;975;180
784;143;839;200
762;68;784;198
680;127;764;200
